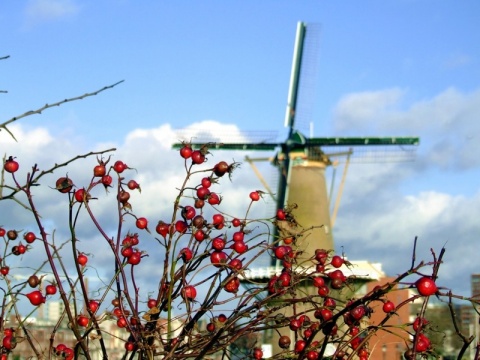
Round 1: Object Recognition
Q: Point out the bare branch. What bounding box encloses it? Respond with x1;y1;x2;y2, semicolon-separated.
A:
0;80;124;140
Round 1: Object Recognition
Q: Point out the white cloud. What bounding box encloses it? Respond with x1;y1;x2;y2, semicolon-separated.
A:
333;88;405;132
334;170;480;296
24;0;79;27
327;84;480;295
0;120;274;312
333;87;480;170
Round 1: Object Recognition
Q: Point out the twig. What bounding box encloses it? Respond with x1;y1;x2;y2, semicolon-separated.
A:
0;80;124;141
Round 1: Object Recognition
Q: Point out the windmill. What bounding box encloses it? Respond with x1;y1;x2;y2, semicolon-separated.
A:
173;22;419;263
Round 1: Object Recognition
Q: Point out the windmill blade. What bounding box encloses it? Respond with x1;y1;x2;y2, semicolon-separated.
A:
284;22;306;131
305;136;420;146
284;22;321;134
172;142;279;151
172;129;279;151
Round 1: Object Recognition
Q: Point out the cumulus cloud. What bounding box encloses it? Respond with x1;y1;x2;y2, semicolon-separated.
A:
333;87;480;170
333;88;405;133
0;120;276;312
325;86;480;295
23;0;80;27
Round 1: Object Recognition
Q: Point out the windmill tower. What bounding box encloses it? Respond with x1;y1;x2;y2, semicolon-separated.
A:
173;22;419;262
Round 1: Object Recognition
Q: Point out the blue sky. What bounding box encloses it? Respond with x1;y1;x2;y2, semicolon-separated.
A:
1;0;480;309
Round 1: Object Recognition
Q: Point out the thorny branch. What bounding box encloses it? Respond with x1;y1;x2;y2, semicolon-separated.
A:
0;80;124;141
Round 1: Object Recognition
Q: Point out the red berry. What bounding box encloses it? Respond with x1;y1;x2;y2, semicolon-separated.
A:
382;300;395;313
249;191;260;201
201;177;212;188
0;266;9;276
88;300;100;313
196;186;211;200
274;245;291;260
232;241;248;254
147;298;157;309
415;334;431;352
74;188;87;202
13;243;27;255
23;231;36;244
0;228;5;237
206;322;215;332
93;164;106;177
229;258;243;270
191;150;205;165
125;341;136;352
179;247;193;262
350;306;366;320
155;221;170;238
312;277;325;288
180;145;193;159
212;214;224;229
45;284;57;295
413;317;428;331
320;308;333;321
182;285;197;300
224;277;240;293
128;251;142;265
26;290;46;306
294;339;306;353
324;297;336;308
127;179;140;190
232;231;245;242
2;335;16;350
276;209;286;220
117;316;128;328
210;251;227;267
77;253;88;266
207;192;221;205
194;198;205;208
4;156;19;173
212;237;226;251
289;318;301;331
253;347;263;360
213;161;229;177
175;220;188;234
101;175;113;186
315;249;329;264
182;205;196;220
330;255;344;268
121;246;133;258
194;229;206;242
415;277;437;296
77;315;89;327
317;285;329;297
113;161;127;173
136;217;148;230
